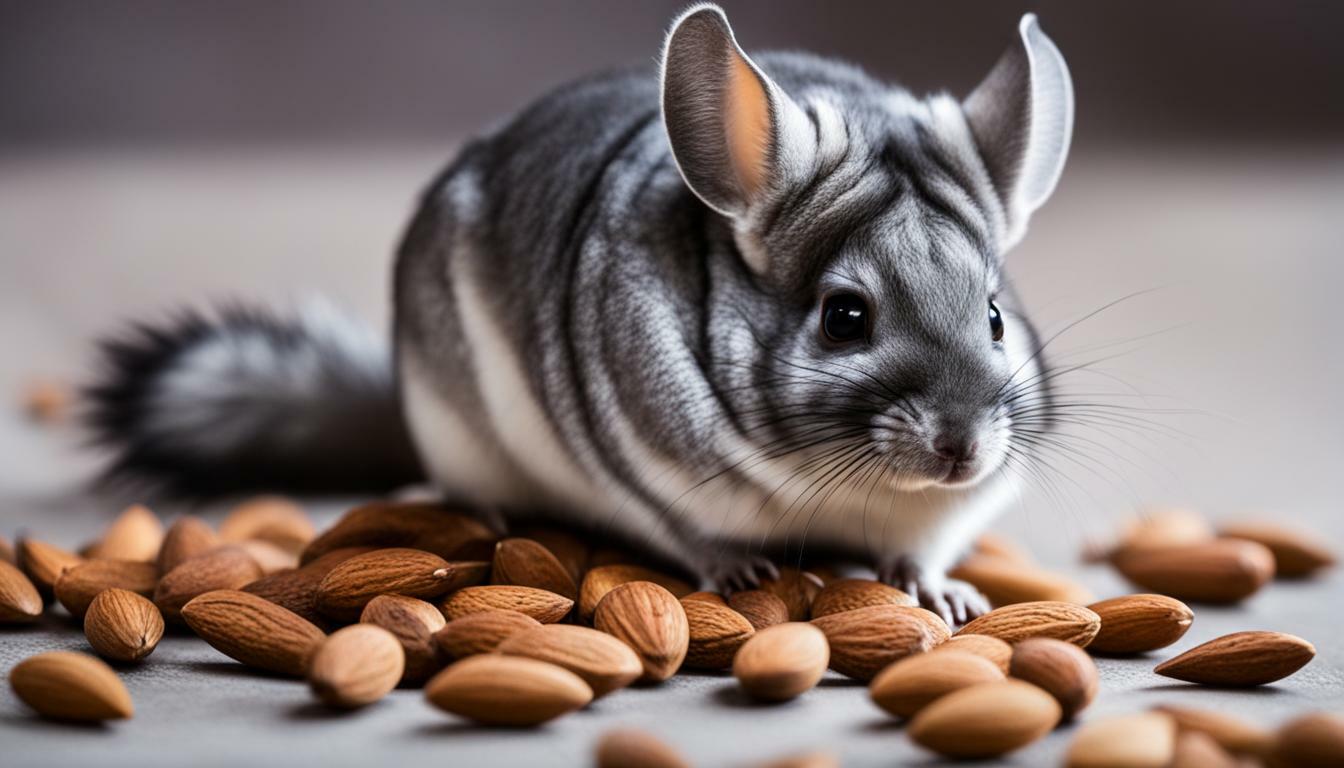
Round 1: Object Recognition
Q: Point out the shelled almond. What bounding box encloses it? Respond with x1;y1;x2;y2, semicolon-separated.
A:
86;504;163;562
154;545;264;621
0;559;42;623
681;596;755;670
360;594;446;684
811;604;939;681
758;568;824;621
1219;520;1336;578
424;654;592;726
219;496;315;553
594;728;690;768
931;634;1012;673
316;548;472;620
733;622;829;702
593;581;689;683
1152;705;1275;757
307;624;404;708
1008;637;1098;720
17;537;82;599
729;589;790;630
181;589;326;676
950;553;1093;606
869;649;1004;718
956;601;1101;647
9;651;134;722
1154;631;1315;686
497;624;642;697
54;559;159;618
908;679;1061;758
492;537;579;600
441;584;573;623
434;609;543;659
809;578;915;618
1086;594;1193;654
578;564;693;623
84;588;164;662
1110;539;1275;604
1064;712;1175;768
157;516;220;572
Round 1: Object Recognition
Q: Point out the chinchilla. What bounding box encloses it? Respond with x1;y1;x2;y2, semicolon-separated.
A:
86;5;1072;622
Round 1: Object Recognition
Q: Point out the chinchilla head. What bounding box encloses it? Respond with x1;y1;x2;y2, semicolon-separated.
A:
661;6;1073;490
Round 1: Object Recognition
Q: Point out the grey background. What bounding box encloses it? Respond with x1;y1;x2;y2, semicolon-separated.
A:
1;1;1342;766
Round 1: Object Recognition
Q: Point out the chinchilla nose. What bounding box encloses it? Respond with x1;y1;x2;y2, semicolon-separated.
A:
932;433;979;463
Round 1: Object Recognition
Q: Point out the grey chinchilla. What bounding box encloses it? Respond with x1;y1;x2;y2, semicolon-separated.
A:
86;5;1073;622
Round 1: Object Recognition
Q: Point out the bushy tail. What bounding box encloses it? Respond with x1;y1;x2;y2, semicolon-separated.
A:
84;299;423;498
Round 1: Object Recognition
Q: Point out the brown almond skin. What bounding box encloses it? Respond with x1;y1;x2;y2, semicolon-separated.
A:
758;568;824;621
181;589;326;676
974;533;1035;565
1111;539;1275;604
909;679;1061;759
237;540;300;575
595;728;691;768
810;578;915;618
514;526;589;583
156;516;220;573
300;501;493;564
729;589;790;631
316;548;459;620
933;634;1013;674
491;538;579;600
682;591;727;605
307;624;405;708
0;559;43;623
1271;712;1344;768
9;650;134;722
84;588;165;662
956;601;1101;647
681;597;756;670
1170;731;1238;768
732;622;830;702
433;610;542;659
441;585;574;624
88;504;163;562
594;581;690;682
579;564;693;623
153;545;264;621
1009;637;1098;720
219;496;315;553
54;559;159;618
869;649;1004;718
811;604;938;681
1153;705;1274;758
0;534;15;565
1154;630;1315;686
424;654;593;726
17;537;83;600
360;594;447;685
498;624;643;697
1064;712;1176;768
241;546;375;626
1086;594;1193;655
1220;521;1337;578
949;554;1094;607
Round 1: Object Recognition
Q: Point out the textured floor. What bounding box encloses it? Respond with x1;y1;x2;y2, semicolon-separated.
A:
1;147;1341;766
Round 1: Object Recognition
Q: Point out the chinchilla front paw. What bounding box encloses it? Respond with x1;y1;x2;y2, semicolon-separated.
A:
878;555;990;626
704;552;781;593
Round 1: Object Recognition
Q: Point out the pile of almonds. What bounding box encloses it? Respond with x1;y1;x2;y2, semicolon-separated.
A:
1;499;1340;767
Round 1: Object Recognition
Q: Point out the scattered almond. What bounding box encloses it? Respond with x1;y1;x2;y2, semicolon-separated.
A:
809;578;915;618
156;516;219;572
498;624;642;697
869;649;1004;718
434;610;543;659
1154;630;1315;686
424;654;592;726
579;564;693;623
811;604;938;681
932;634;1012;673
1117;507;1214;552
441;585;574;624
1064;712;1176;768
0;534;14;565
729;589;790;631
950;553;1093;606
897;605;952;645
908;679;1061;759
17;538;83;599
759;568;824;621
9;650;134;722
681;597;755;670
307;624;404;708
181;589;326;676
0;559;42;623
154;545;263;621
84;588;164;662
1270;711;1344;768
492;537;578;600
595;728;690;768
1170;731;1239;768
955;601;1101;647
974;532;1035;565
87;504;163;562
54;559;159;618
360;594;446;684
1111;539;1275;604
237;539;300;575
241;546;374;626
1086;594;1193;654
316;548;461;620
1220;520;1336;578
300;501;493;564
514;526;589;583
749;752;840;768
732;622;829;702
219;496;315;553
593;581;689;682
1009;637;1098;720
1152;704;1275;757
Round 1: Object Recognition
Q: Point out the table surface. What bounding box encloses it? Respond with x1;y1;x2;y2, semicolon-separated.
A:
1;146;1341;767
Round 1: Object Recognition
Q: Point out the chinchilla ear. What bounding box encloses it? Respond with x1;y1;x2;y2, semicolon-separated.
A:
963;14;1074;249
660;4;809;223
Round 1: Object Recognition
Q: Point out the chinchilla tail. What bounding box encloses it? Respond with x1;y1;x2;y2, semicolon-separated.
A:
83;298;424;498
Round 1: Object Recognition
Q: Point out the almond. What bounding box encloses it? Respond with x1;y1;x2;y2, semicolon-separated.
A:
181;589;326;676
54;559;159;618
955;601;1101;647
751;752;840;768
433;610;542;659
1086;594;1193;654
0;534;14;565
1220;520;1336;578
682;591;727;605
84;588;164;662
809;578;915;618
932;634;1012;673
908;679;1061;758
156;516;219;572
1111;539;1274;603
0;559;42;623
154;545;263;621
732;622;829;702
424;654;592;726
1009;637;1098;720
1271;711;1344;768
974;532;1035;565
759;568;824;621
950;554;1093;607
9;650;134;721
1064;712;1176;768
1117;506;1214;552
241;546;374;625
513;525;590;583
810;604;938;681
440;585;573;624
681;597;755;670
491;538;578;600
595;728;690;768
316;548;461;620
219;496;315;553
300;501;493;564
1152;705;1275;757
1154;630;1315;686
729;589;790;631
898;605;952;645
869;649;1004;718
18;537;83;599
360;594;446;684
1170;732;1239;768
237;539;300;575
593;581;689;682
498;624;642;697
87;504;163;562
307;624;404;708
579;564;693;623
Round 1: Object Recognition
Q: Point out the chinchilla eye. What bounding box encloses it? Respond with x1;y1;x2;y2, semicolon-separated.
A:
821;293;869;343
989;300;1004;342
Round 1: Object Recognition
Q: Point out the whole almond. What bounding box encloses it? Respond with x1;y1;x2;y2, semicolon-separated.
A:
492;537;578;600
317;548;460;620
975;532;1035;565
515;526;589;582
9;650;134;722
154;545;263;621
498;624;642;697
237;539;300;575
424;654;592;726
759;568;824;621
594;581;689;682
156;516;219;572
1220;520;1336;578
300;501;493;564
950;554;1093;607
1117;507;1214;552
1086;594;1193;654
908;679;1061;758
932;634;1012;673
732;622;829;702
55;559;159;618
869;649;1004;718
434;610;542;659
1009;637;1098;720
1170;731;1239;768
18;537;83;599
220;496;315;553
87;504;163;562
1111;539;1274;603
307;624;405;708
752;752;841;768
595;728;690;768
681;597;755;670
1065;712;1176;768
579;564;693;623
956;601;1101;647
730;589;790;631
0;559;42;623
897;605;952;645
682;591;727;605
1154;630;1315;686
360;594;446;684
181;589;326;676
242;546;375;626
811;604;938;681
1153;705;1275;757
1271;711;1344;768
441;585;574;624
810;578;915;618
84;588;164;662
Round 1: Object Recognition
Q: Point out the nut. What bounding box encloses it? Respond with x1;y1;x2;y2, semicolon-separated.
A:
593;581;689;683
219;496;315;553
1154;630;1315;686
578;564;692;623
434;609;543;659
732;622;829;702
1008;637;1098;720
758;568;824;621
153;545;264;621
1086;594;1193;655
931;634;1012;673
316;548;464;620
491;537;578;600
86;504;163;562
307;624;405;708
181;589;326;677
955;601;1101;647
497;624;643;697
440;585;573;624
869;649;1004;718
0;559;42;624
360;594;447;684
681;596;755;670
949;553;1093;606
424;654;592;726
811;604;939;681
594;728;690;768
907;679;1061;759
1064;712;1176;768
1219;520;1336;578
54;559;159;618
84;588;164;662
9;650;134;722
728;589;790;631
809;578;915;618
1110;539;1274;604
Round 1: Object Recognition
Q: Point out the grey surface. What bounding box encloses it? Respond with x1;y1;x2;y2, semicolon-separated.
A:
2;147;1343;766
